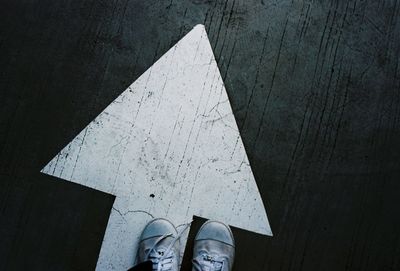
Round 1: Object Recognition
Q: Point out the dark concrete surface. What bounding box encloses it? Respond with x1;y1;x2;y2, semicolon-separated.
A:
1;0;399;270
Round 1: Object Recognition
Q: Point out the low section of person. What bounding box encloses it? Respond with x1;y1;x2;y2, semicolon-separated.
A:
129;218;235;271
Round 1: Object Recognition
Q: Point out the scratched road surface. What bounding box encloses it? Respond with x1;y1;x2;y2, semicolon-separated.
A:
1;0;399;270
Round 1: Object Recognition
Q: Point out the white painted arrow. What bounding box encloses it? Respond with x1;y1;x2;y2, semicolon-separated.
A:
42;24;272;270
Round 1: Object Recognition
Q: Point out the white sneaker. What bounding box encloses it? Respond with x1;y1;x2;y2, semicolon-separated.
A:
136;218;181;271
192;220;235;271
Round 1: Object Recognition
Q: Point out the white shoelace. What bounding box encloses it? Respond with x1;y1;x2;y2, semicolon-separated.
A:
192;253;228;271
145;222;192;271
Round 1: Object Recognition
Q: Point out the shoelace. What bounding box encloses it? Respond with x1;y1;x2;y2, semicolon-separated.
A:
147;248;174;271
145;222;192;271
192;253;227;271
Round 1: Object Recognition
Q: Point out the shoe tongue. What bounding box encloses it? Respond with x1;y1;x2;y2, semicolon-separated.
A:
148;247;170;258
156;247;167;256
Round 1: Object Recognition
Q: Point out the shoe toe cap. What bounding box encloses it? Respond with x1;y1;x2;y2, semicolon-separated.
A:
140;218;177;240
195;220;234;246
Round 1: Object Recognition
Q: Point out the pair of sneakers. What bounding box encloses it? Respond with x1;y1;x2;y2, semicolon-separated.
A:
136;218;235;271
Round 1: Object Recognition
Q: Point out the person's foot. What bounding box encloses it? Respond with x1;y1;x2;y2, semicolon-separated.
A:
192;220;235;271
136;218;180;271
